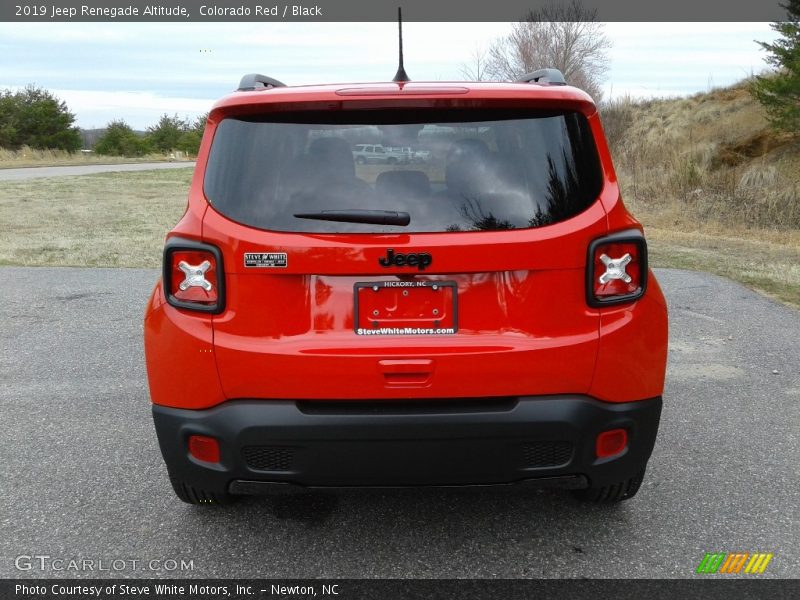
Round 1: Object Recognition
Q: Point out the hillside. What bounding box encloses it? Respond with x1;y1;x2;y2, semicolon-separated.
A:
600;80;800;307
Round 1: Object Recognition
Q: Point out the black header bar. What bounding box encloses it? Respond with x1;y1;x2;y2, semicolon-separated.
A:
0;0;790;22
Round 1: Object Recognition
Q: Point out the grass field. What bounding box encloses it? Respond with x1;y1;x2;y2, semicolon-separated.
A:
646;228;800;308
0;169;190;268
0;146;185;169
0;168;797;308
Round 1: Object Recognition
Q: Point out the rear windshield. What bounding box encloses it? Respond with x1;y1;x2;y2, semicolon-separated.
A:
204;109;603;233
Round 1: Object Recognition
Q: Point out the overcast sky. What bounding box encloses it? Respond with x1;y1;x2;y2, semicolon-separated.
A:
0;22;779;129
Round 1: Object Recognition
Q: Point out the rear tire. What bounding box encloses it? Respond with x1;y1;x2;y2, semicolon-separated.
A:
572;468;646;503
169;476;237;505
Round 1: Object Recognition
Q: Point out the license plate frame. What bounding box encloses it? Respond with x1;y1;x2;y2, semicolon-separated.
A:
353;280;458;335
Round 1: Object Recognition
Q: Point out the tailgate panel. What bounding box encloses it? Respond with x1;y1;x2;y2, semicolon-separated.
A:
212;270;599;399
204;201;607;401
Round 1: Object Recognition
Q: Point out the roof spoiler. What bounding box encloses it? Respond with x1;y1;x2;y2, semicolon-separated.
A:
237;74;287;91
517;68;567;86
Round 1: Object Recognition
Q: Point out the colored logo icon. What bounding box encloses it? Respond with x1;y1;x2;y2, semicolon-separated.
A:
696;552;773;574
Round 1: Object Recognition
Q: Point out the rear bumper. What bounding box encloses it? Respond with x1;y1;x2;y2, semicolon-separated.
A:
152;395;662;494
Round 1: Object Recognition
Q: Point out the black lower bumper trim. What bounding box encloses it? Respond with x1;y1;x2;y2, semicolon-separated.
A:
152;395;662;495
228;474;589;495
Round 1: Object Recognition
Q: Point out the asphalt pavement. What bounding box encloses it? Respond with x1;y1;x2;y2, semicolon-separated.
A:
0;267;797;578
0;162;195;181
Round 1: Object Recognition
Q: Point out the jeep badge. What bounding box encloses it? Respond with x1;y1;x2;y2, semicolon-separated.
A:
378;249;432;271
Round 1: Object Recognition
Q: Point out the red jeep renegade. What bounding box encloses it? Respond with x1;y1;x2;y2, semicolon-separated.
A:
144;69;668;505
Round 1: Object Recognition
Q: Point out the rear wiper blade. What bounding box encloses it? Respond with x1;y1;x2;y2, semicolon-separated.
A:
293;209;410;226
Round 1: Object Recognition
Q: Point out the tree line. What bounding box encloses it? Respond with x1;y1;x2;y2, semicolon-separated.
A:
0;85;206;157
94;114;206;157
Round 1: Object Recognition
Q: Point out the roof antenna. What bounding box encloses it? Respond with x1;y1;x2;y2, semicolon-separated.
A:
392;7;410;83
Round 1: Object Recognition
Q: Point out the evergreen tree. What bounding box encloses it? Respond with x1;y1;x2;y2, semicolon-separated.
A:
145;113;187;153
94;120;150;156
175;114;207;156
0;85;81;151
751;0;800;133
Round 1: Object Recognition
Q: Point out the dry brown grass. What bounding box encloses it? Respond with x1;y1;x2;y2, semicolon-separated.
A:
0;169;190;267
0;145;177;169
601;81;800;231
601;79;800;307
645;227;800;308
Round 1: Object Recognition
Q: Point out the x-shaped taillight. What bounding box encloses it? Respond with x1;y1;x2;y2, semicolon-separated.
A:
178;260;213;291
598;253;632;284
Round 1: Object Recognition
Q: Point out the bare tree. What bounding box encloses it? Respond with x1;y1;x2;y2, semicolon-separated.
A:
484;0;611;100
460;44;490;81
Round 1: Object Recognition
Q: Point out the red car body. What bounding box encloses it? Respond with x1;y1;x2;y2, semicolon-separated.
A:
145;75;667;504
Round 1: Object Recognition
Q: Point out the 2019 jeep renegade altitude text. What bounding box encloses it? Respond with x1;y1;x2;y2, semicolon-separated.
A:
144;71;668;505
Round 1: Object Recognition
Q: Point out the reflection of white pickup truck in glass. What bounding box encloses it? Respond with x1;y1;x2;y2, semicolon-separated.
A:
352;144;409;164
387;146;432;164
411;148;431;163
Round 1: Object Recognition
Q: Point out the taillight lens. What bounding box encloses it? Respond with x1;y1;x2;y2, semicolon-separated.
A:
170;250;218;304
164;239;224;313
587;231;648;307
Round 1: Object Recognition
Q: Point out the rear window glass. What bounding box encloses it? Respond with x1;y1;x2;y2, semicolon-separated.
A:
204;109;602;233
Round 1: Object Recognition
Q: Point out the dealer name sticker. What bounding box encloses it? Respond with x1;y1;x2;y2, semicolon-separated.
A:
244;252;288;268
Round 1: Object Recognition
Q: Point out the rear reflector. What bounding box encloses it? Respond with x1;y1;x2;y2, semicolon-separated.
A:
587;230;647;307
596;429;628;459
163;239;224;313
188;435;220;463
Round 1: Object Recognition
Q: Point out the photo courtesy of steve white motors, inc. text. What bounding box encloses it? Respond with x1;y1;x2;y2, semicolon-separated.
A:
14;582;339;597
14;3;324;19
